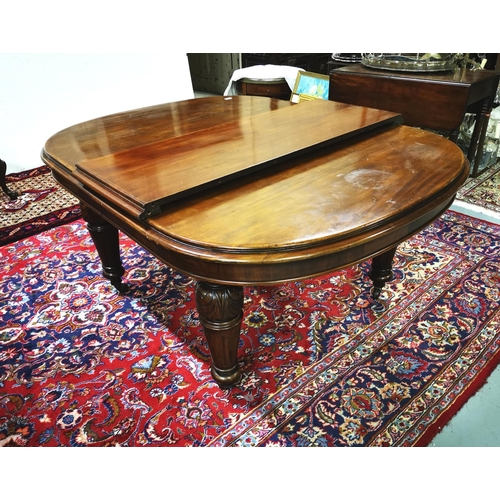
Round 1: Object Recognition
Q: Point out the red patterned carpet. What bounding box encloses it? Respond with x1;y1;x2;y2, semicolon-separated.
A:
456;162;500;214
0;166;81;246
1;210;500;446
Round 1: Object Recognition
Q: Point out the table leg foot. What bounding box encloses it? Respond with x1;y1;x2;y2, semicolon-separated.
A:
0;159;18;200
195;281;243;388
369;246;397;299
80;203;128;293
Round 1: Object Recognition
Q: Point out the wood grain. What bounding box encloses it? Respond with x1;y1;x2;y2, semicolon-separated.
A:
72;98;400;219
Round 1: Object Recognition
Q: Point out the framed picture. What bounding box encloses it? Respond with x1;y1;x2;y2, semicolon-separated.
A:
290;71;330;103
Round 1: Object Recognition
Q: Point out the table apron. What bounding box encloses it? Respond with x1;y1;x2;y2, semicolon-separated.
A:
51;167;458;286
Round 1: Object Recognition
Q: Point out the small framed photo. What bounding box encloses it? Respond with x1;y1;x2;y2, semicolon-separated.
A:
290;71;330;103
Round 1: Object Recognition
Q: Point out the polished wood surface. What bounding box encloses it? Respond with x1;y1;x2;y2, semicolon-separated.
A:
330;64;500;130
329;64;500;177
42;96;469;387
71;98;400;219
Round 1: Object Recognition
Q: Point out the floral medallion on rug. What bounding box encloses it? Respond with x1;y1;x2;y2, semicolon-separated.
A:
456;161;500;214
1;211;500;447
0;166;81;246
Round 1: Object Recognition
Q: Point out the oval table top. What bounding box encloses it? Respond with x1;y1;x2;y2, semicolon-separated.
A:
42;96;469;286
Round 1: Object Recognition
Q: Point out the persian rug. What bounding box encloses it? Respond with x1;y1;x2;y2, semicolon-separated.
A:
456;160;500;215
0;166;81;246
1;211;500;447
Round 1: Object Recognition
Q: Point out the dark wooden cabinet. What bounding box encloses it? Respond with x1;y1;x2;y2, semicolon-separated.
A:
329;64;500;177
242;54;332;75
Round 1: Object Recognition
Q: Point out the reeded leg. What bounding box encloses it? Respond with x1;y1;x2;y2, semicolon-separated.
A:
369;246;398;299
0;159;18;200
195;281;244;388
80;203;128;293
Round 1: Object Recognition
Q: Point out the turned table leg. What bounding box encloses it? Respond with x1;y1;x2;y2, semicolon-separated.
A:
0;159;18;200
195;281;244;388
369;246;398;299
80;203;128;293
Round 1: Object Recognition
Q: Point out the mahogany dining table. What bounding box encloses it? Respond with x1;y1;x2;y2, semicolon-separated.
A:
41;96;469;388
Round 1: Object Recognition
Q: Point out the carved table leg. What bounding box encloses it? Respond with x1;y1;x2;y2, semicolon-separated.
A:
80;203;128;293
0;159;18;200
195;281;244;388
369;246;398;299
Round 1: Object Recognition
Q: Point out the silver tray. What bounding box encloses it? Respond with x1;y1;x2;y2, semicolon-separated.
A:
361;53;457;72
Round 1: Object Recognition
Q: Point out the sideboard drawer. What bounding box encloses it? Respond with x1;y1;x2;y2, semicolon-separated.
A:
239;78;291;100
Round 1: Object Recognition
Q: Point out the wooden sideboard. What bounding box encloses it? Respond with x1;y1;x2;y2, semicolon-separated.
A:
329;64;500;177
